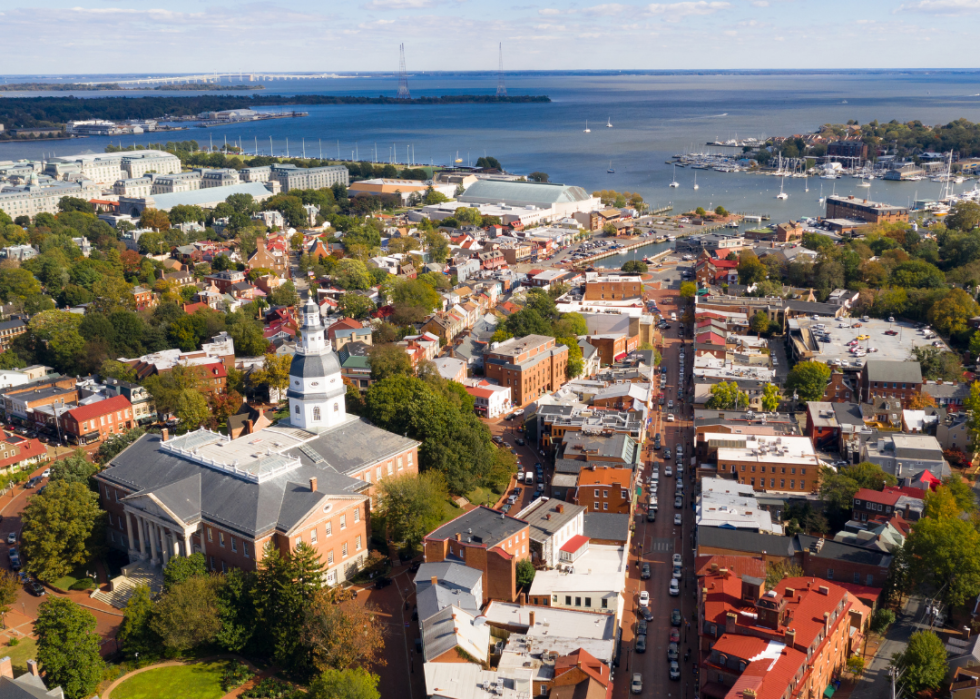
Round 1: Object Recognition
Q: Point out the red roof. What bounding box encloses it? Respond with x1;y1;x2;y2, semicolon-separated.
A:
712;258;739;268
554;648;610;687
66;394;132;423
559;535;590;554
183;302;210;314
697;331;727;345
0;431;46;469
883;485;926;500
465;386;497;400
695;555;766;580
854;488;901;507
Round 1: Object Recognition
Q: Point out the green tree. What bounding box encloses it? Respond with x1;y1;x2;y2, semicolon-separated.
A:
21;480;105;582
679;281;697;298
215;568;256;653
338;293;375;320
475;156;502;170
175;390;210;430
911;346;964;382
424;230;450;263
761;383;780;412
309;668;381;699
302;588;385;673
947;201;980;232
784;361;831;402
0;268;42;306
369;344;414;382
374;472;448;549
0;570;19;628
151;574;223;653
268;281;299;307
892;630;948;694
423;188;450;205
738;252;767;285
163;552;207;592
695;207;707;217
621;260;647;274
118;584;159;659
35;598;105;699
250;353;292;402
750;310;771;336
889;259;945;288
48;450;98;485
764;561;804;591
392;278;441;313
57;196;95;214
941;475;977;514
140;208;171;231
334;259;372;290
926;288;979;340
705;381;749;409
871;608;895;634
527;172;549;183
714;206;728;217
516;559;536;589
905;515;980;607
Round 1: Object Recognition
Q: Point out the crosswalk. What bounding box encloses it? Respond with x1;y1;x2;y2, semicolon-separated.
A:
647;538;675;553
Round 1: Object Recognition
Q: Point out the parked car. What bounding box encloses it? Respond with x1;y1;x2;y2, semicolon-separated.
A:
41;469;50;479
669;661;681;680
646;510;656;522
641;607;654;622
669;628;680;643
639;591;650;607
666;414;675;422
635;635;647;653
641;563;651;580
667;642;679;660
671;609;682;626
669;578;680;596
674;496;683;509
673;564;682;579
664;466;673;477
631;674;643;695
515;438;525;446
6;532;15;545
9;553;20;571
637;619;648;636
674;514;682;525
29;581;44;597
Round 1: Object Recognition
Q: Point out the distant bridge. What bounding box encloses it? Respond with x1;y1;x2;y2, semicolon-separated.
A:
78;72;343;87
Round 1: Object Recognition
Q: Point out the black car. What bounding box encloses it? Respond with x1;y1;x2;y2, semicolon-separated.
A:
29;581;44;597
515;438;525;446
636;619;648;636
646;511;656;522
635;635;647;653
641;563;651;580
671;609;682;627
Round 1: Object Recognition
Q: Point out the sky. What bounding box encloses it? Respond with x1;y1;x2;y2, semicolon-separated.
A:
1;0;979;74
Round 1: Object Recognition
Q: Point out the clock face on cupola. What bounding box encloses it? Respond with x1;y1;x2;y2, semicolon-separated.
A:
287;299;346;432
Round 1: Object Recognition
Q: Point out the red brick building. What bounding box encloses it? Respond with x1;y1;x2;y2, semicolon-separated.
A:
61;395;135;445
573;467;634;515
484;334;569;407
583;273;642;301
860;360;923;408
423;506;530;603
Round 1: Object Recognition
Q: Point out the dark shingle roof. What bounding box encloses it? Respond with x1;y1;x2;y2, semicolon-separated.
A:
583;512;630;543
795;534;892;568
696;528;795;557
426;506;526;548
864;360;922;384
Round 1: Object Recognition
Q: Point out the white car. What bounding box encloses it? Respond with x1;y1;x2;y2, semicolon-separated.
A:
632;674;643;695
664;466;673;477
674;514;682;525
41;469;51;479
513;409;524;416
669;579;680;596
639;591;650;607
666;414;675;422
672;553;682;566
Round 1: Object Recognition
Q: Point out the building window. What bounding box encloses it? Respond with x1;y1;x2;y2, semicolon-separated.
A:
295;405;300;414
594;489;600;497
209;556;215;570
207;528;213;542
780;479;785;488
827;569;834;579
342;543;348;558
294;536;301;548
585;597;592;607
231;537;237;552
326;521;332;536
621;489;628;499
219;533;225;547
313;406;321;421
327;550;334;565
354;508;360;523
340;515;347;530
601;598;608;609
311;528;318;544
243;543;250;559
770;479;775;488
594;501;600;510
356;535;362;551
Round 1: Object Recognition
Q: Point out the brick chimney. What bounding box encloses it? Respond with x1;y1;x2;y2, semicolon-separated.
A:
556;504;564;514
785;628;796;647
0;657;12;679
824;611;831;634
520;592;527;605
161;428;169;442
309;477;317;493
725;611;737;634
455;533;462;541
431;576;439;587
245;419;254;435
26;660;38;677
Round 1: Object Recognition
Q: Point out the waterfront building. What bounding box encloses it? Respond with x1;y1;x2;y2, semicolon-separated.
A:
0;180;103;219
151;172;203;194
269;164;348;192
118;182;274;217
457;180;601;219
825;195;908;225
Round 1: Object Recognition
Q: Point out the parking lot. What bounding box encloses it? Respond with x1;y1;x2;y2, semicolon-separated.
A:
792;316;946;368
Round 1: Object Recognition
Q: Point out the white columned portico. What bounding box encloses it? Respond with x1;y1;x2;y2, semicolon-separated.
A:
136;514;146;559
125;512;136;552
148;521;158;564
184;531;193;558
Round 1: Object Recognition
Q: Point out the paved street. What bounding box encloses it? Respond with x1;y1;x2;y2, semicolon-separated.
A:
613;266;698;699
848;595;924;699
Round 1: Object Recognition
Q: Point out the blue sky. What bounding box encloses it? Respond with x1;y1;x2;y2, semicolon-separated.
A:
1;0;979;74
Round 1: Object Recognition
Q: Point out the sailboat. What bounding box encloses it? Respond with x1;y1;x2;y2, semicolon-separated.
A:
607;161;615;174
857;178;871;188
818;184;824;204
805;175;809;193
669;164;680;188
584;121;591;133
606;117;613;128
776;175;789;200
693;172;699;190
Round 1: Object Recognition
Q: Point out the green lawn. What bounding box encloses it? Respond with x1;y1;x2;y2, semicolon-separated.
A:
4;637;38;675
111;661;232;699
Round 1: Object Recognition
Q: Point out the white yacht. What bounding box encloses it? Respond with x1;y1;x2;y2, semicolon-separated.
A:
693;172;699;190
606;117;613;128
584;121;591;133
776;176;789;200
669;164;680;188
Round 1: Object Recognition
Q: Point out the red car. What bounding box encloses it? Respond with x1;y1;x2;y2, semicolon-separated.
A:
670;628;680;643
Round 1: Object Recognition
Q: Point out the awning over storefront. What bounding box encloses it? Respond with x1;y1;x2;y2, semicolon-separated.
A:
824;685;836;698
614;352;627;361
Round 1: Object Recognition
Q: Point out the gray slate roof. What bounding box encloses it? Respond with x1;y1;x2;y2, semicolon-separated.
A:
795;534;892;568
696;527;796;557
416;584;480;624
864;360;923;384
0;671;63;699
426;506;526;548
414;561;483;594
583;512;630;543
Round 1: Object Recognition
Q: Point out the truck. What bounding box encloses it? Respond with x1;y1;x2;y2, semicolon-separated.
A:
525;471;534;485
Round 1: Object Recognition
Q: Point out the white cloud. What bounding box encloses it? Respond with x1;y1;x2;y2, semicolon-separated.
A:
646;1;731;18
898;0;980;13
751;0;769;6
538;7;562;14
363;0;441;9
534;22;567;29
581;3;630;15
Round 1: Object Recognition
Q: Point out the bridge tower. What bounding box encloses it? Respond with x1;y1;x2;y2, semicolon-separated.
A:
496;42;507;97
396;43;411;99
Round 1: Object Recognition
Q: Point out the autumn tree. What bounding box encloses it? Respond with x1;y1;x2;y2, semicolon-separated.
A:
251;353;292;402
21;480;105;582
151;574;222;653
139;208;171;231
705;381;749;410
369;344;414;381
302;587;386;672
